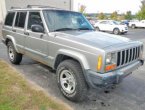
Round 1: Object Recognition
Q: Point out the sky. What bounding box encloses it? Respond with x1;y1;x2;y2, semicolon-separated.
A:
73;0;142;14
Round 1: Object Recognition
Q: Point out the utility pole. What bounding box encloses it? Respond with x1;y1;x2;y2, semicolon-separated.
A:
69;0;73;11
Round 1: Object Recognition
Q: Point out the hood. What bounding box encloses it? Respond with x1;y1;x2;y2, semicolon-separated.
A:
118;24;127;28
55;31;131;49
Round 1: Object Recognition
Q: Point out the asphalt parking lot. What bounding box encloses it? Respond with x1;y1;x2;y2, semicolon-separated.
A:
0;28;145;110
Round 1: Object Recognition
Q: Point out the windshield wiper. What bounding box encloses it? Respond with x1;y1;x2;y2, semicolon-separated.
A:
78;28;93;30
54;28;94;32
54;28;77;31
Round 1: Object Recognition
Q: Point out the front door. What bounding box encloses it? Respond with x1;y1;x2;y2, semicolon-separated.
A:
24;11;49;64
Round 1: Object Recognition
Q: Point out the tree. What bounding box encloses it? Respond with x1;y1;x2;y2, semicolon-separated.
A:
98;12;106;20
125;11;132;20
136;1;145;20
136;11;143;20
118;14;125;20
79;5;86;14
110;11;118;20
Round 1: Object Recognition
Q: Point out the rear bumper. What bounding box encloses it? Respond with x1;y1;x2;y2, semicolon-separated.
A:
85;60;144;88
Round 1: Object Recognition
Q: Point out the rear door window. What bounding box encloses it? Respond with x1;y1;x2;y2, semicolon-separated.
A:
100;21;108;24
15;12;27;28
5;12;15;26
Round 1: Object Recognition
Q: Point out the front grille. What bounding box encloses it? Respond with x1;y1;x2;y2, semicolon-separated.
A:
125;27;128;30
117;46;141;67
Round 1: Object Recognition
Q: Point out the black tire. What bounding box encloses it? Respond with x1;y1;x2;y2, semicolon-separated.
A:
113;28;120;35
57;60;88;102
131;24;136;29
96;27;100;31
7;41;22;64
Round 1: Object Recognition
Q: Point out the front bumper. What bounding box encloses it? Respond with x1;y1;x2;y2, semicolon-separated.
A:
85;60;144;88
120;29;128;33
1;38;5;44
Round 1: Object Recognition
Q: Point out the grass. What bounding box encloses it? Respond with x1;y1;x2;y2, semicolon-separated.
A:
0;60;72;110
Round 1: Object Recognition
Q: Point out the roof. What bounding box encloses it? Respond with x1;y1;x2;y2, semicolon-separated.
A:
8;5;66;11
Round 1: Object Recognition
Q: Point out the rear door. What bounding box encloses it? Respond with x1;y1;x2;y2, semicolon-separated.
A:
98;21;108;31
24;11;49;64
13;11;27;53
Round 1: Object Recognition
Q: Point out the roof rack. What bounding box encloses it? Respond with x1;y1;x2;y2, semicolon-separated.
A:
10;5;62;10
27;5;61;9
11;7;21;9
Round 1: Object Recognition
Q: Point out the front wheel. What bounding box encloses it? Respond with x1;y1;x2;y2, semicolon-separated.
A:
7;41;22;64
113;28;120;35
57;60;88;102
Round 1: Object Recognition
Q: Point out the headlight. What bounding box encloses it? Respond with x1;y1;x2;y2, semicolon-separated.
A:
140;45;144;58
105;53;117;72
106;53;116;65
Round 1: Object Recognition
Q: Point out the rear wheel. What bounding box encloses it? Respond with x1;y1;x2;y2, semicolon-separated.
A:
96;27;100;31
7;41;22;64
57;60;88;102
131;24;136;29
113;28;120;35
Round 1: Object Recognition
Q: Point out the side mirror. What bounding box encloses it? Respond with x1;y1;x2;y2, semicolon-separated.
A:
31;24;44;33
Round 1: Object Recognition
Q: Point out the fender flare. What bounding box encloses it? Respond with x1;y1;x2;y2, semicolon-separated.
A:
5;35;19;52
54;49;90;70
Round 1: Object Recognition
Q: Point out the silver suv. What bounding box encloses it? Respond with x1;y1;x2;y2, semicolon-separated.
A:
1;6;144;102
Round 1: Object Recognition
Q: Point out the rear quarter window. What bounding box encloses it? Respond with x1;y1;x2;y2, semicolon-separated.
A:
5;12;15;26
15;12;27;28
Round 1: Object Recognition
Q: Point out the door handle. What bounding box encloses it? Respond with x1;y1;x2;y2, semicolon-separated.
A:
40;34;43;39
12;29;16;32
24;32;29;36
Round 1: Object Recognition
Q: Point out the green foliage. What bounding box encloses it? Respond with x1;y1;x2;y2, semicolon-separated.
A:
136;1;145;20
125;11;132;20
118;14;125;20
98;12;106;20
110;11;118;20
0;60;70;110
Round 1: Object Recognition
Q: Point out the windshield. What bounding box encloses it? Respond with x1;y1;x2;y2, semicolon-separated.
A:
111;21;121;25
43;10;94;32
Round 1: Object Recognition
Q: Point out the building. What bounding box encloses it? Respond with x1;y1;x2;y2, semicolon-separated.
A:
142;0;145;5
0;0;6;23
0;0;74;23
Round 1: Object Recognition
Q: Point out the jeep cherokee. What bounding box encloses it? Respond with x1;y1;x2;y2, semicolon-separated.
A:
1;6;144;102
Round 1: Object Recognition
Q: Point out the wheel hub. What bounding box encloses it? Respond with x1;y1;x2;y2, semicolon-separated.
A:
9;46;14;60
60;70;76;94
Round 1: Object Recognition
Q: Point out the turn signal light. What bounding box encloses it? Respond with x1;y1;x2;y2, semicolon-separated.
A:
97;56;102;71
105;64;116;72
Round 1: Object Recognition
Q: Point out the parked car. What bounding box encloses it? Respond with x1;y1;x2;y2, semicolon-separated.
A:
121;20;130;26
129;20;145;28
1;6;144;102
87;17;98;27
94;20;128;35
